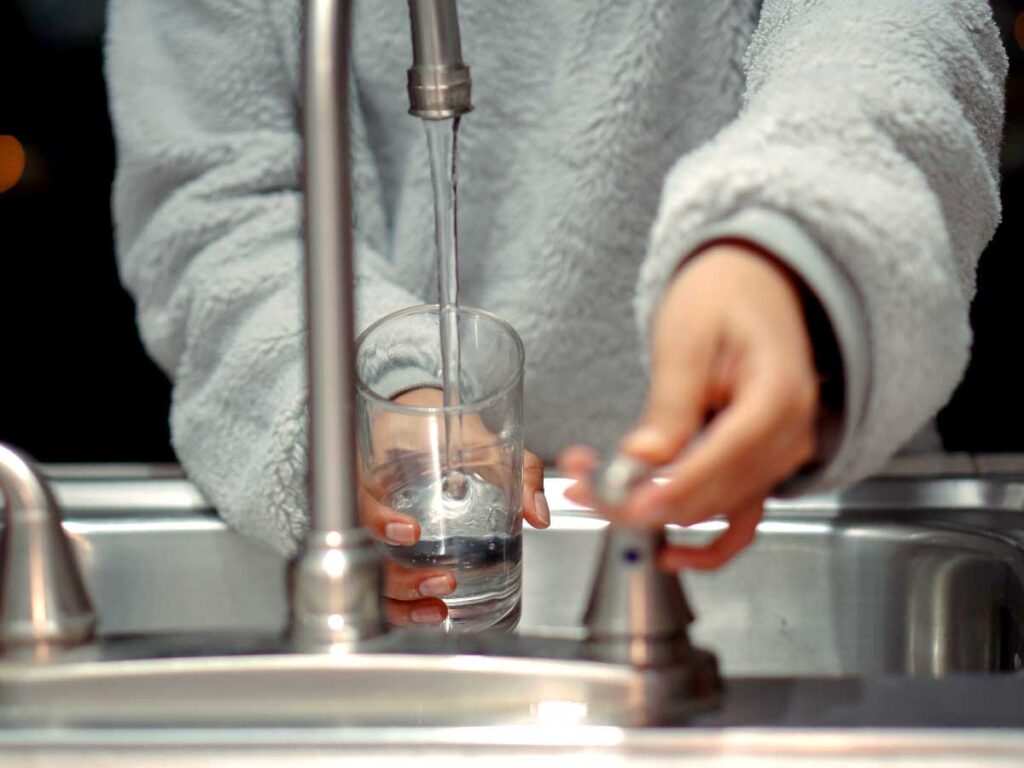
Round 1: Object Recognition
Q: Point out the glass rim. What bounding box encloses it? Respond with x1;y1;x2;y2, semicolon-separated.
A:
355;304;525;416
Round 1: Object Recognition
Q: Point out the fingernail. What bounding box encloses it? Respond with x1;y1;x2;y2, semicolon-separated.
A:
418;575;454;597
623;426;668;454
534;491;551;527
385;522;417;545
411;606;444;624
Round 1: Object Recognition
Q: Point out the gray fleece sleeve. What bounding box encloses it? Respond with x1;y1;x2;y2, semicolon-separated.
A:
636;0;1006;490
105;0;422;555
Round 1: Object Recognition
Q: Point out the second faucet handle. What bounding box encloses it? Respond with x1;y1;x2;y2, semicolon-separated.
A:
586;453;696;664
582;526;696;667
0;443;96;660
584;453;721;720
582;525;722;723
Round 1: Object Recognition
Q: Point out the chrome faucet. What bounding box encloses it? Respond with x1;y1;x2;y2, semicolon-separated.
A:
288;0;473;648
253;0;723;715
0;0;714;724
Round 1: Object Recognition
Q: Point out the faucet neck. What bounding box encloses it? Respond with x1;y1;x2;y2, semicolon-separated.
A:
290;0;474;649
289;0;386;649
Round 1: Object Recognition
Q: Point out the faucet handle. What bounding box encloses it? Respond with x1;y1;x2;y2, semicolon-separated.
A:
583;526;696;667
583;526;721;722
586;454;698;664
0;443;96;660
583;453;721;718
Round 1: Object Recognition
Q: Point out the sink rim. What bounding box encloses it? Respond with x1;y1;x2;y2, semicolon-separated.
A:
0;634;722;729
33;469;1024;520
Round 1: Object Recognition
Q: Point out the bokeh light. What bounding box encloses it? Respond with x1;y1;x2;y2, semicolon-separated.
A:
0;135;26;193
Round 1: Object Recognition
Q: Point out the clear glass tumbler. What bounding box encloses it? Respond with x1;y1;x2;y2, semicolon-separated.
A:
355;305;524;633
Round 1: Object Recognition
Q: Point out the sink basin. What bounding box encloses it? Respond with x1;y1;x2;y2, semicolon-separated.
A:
43;469;1024;677
3;467;1024;761
525;509;1024;677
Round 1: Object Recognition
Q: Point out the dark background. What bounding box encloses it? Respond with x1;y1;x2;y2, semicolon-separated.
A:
1;1;1022;463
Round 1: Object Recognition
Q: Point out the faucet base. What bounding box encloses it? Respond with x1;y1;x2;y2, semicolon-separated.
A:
287;528;387;650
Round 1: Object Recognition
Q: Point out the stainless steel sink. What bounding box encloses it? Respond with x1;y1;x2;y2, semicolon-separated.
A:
4;467;1024;764
42;469;1024;677
526;508;1024;677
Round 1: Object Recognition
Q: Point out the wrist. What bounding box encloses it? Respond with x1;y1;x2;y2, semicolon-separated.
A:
648;209;869;493
683;240;802;292
684;240;843;415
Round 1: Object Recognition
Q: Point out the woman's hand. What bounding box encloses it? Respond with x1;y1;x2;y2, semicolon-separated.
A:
561;243;819;571
361;387;548;626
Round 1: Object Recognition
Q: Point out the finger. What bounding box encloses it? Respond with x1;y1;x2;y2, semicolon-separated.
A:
383;561;456;601
564;481;593;507
557;445;600;508
522;451;549;528
359;486;421;545
385;597;449;627
630;425;811;529
667;425;814;526
658;502;764;572
558;445;599;475
619;319;716;465
625;371;814;525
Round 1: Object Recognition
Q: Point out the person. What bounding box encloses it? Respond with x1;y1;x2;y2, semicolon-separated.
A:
105;1;1007;624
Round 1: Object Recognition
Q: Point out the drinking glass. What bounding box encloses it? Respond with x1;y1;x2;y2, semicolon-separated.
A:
355;305;524;632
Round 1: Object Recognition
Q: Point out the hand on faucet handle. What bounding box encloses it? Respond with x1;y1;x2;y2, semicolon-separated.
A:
560;243;820;571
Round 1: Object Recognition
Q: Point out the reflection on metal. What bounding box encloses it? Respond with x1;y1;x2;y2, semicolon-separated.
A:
902;548;1018;676
288;528;385;650
52;479;209;515
0;444;96;659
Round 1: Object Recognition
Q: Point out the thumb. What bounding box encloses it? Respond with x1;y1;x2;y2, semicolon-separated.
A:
621;326;714;466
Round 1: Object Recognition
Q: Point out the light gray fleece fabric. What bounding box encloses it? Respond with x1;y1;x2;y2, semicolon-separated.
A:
106;0;1006;556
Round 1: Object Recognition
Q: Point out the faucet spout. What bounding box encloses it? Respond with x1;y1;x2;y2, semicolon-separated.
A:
407;0;472;119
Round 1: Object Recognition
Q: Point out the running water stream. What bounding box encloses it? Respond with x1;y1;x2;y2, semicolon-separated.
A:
377;116;522;632
424;117;467;501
